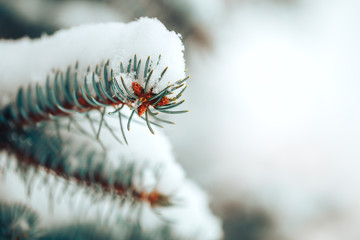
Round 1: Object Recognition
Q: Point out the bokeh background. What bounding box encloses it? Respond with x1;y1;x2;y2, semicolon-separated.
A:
1;0;360;239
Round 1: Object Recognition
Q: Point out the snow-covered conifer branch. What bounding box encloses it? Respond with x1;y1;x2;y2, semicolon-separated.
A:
0;19;188;136
0;17;222;240
1;125;173;207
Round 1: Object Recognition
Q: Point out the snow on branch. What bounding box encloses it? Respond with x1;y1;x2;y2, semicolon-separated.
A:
0;17;185;96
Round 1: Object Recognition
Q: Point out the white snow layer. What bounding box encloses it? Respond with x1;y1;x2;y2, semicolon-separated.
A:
0;17;186;105
161;180;223;239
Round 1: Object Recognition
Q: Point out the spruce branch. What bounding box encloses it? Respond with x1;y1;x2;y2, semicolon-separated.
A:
1;125;174;208
0;55;188;137
0;201;39;240
0;201;179;240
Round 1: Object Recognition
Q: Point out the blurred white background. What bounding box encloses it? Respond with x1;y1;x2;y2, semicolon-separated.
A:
1;0;360;239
